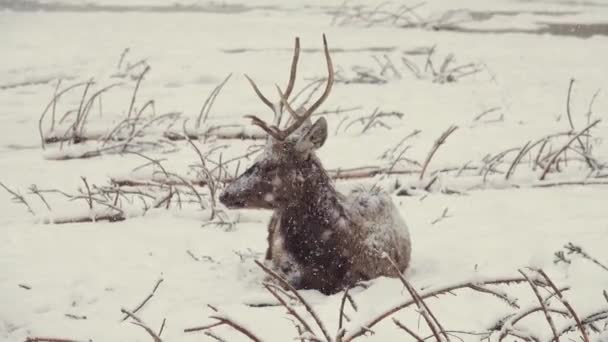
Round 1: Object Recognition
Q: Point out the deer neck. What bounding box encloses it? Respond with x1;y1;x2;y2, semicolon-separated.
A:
279;156;345;234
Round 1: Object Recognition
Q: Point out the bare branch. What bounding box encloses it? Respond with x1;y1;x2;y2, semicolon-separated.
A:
121;278;164;322
255;260;331;342
519;269;560;342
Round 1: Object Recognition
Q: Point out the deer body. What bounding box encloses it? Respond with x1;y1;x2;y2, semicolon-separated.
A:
219;35;411;294
266;174;411;294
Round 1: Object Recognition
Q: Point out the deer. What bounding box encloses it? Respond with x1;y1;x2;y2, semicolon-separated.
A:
219;35;412;295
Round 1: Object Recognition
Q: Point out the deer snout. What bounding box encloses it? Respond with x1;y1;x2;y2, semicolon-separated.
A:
219;190;245;209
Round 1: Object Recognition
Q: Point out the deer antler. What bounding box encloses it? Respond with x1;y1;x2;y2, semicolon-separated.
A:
244;37;300;116
245;34;334;141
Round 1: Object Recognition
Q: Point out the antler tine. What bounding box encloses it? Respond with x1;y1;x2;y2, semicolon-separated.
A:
276;85;301;120
244;74;274;111
243;114;283;140
282;37;300;101
280;34;334;139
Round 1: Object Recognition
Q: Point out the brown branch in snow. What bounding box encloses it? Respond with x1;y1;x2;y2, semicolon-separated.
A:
518;269;560;342
204;331;228;342
64;314;87;320
430;207;450;225
19;283;32;290
255;260;331;342
386;256;447;342
556;309;608;340
534;269;590;342
24;338;85;342
419;125;458;180
343;276;532;341
263;284;315;336
158;318;166;337
330;166;418;179
467;284;519;308
511;307;569;326
165;125;266;140
120;308;162;342
208;315;264;342
41;212;125;224
338;286;352;331
184;321;224;333
497;306;569;341
393;318;425;342
185;313;264;342
473;107;501;122
532;180;608;188
121;278;164;322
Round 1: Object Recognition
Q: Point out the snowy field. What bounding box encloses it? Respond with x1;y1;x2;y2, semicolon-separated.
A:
1;0;608;341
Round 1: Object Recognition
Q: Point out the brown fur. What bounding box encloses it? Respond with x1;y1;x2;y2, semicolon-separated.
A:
220;125;411;294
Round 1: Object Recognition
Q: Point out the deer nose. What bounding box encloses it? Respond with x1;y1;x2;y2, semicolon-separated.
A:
219;190;244;208
219;191;230;205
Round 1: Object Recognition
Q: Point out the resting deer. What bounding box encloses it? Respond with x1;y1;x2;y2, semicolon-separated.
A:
219;35;411;294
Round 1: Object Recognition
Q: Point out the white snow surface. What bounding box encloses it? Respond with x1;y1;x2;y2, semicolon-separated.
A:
1;0;608;341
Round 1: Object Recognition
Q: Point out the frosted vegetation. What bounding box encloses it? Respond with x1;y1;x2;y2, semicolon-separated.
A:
1;0;607;341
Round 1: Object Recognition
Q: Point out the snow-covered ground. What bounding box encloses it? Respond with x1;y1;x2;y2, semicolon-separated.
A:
1;0;608;341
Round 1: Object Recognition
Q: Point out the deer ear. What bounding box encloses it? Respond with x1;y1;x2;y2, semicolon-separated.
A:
296;117;328;154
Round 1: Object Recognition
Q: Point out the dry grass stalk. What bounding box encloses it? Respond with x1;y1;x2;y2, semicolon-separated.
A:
419;125;458;180
38;81;90;149
0;181;35;216
540;119;601;180
182;119;221;219
565;79;598;170
563;242;608;272
195;73;233;129
505;140;532;180
127;66;151;119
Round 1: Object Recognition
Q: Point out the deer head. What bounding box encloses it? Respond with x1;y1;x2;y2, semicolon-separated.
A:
219;35;334;209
